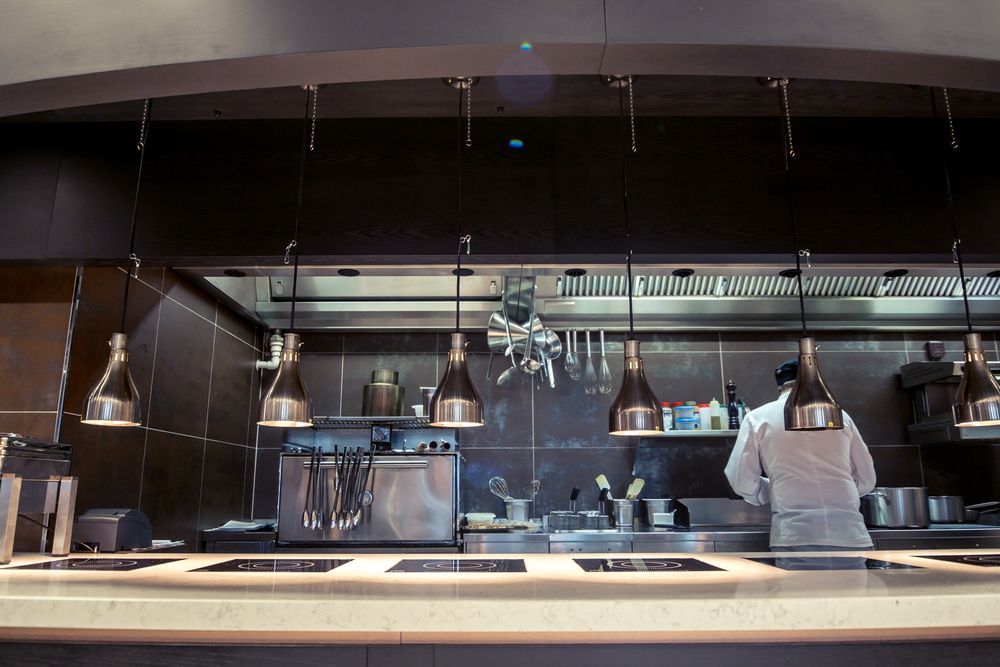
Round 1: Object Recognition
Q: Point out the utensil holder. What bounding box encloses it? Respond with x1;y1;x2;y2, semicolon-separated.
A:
611;499;636;528
504;499;532;522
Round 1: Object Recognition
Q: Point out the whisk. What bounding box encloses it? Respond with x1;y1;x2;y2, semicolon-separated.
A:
489;476;512;500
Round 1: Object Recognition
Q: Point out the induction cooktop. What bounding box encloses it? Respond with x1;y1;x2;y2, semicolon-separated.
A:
387;559;527;573
8;558;181;571
191;558;351;573
574;558;725;572
913;554;1000;568
749;557;923;571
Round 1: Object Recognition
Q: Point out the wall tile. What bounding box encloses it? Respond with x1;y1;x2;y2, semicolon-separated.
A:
869;446;923;487
215;306;256;347
161;270;217;322
920;444;1000;503
139;430;204;545
198;442;247;529
349;332;438;354
298;354;343;417
206;329;256;445
459;353;532;447
633;441;738;501
146;298;214;436
242;446;256;519
252;448;281;519
63;417;143;512
722;331;905;353
533;447;637;515
0;413;56;441
460;447;533;515
905;332;1000;362
818;351;910;446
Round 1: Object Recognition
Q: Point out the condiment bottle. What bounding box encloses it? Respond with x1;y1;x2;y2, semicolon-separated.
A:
660;402;673;431
709;398;721;430
698;403;712;430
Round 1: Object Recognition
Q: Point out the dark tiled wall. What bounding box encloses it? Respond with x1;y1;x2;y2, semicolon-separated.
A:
251;330;1000;520
58;267;261;546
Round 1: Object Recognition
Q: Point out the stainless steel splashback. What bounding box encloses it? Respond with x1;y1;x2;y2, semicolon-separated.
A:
277;452;458;546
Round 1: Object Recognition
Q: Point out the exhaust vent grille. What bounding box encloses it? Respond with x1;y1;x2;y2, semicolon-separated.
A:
556;274;1000;299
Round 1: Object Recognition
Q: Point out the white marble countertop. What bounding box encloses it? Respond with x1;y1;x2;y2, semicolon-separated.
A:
1;549;999;644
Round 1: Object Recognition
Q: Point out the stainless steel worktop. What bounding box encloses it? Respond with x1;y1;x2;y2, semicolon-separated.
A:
463;524;1000;554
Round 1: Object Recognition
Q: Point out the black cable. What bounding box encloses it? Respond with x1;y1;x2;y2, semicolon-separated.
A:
119;99;153;334
288;87;313;332
778;84;809;337
455;85;464;332
930;87;974;334
619;82;635;340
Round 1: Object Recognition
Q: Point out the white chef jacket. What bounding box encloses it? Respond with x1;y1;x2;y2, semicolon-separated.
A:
724;390;877;548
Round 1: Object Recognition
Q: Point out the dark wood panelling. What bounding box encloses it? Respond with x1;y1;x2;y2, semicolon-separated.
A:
139;430;204;544
198;442;248;530
0;267;74;412
0;413;56;441
63;417;144;512
3;115;1000;264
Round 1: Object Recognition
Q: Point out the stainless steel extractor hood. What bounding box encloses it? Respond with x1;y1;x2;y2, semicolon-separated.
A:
179;264;1000;331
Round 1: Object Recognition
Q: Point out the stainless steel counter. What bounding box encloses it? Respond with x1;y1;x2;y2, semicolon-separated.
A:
463;524;1000;554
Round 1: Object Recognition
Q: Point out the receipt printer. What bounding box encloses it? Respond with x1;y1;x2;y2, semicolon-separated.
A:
73;509;152;552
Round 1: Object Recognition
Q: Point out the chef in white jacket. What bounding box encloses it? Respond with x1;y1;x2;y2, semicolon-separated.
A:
724;359;877;553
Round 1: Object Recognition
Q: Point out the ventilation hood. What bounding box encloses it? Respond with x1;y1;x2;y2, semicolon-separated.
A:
180;264;1000;332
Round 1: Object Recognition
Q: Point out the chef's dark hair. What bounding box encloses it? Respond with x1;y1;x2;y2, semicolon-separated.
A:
775;358;799;387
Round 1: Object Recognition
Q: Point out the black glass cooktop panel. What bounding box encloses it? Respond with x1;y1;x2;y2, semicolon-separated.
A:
749;557;923;571
915;554;1000;568
388;559;527;573
8;558;181;571
191;558;351;573
574;558;725;572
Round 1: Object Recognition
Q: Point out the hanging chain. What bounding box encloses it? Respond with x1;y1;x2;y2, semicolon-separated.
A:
459;234;471;254
779;78;796;159
136;99;150;151
128;253;141;278
952;239;961;264
465;80;473;147
942;87;959;151
308;84;319;152
798;248;811;269
626;75;637;153
284;240;297;265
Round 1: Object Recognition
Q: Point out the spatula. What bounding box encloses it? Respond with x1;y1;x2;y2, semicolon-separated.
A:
595;474;612;500
625;478;645;501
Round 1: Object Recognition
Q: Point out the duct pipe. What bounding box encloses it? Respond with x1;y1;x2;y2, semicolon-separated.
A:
256;332;284;371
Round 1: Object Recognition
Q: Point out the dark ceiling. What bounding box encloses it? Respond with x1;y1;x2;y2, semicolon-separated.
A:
8;76;1000;123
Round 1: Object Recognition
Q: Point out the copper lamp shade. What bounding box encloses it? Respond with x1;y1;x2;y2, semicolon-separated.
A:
430;333;484;428
82;333;142;427
609;339;664;436
784;336;844;431
258;333;313;428
953;333;1000;427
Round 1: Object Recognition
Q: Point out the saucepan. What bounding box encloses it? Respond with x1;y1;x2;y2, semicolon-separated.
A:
861;487;929;528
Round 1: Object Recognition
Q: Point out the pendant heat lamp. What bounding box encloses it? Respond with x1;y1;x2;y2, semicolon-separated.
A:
604;75;663;437
429;77;484;428
258;85;318;428
930;88;1000;427
774;79;844;432
82;100;153;427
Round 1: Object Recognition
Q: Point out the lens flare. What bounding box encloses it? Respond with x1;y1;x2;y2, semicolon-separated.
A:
508;138;525;149
519;42;533;52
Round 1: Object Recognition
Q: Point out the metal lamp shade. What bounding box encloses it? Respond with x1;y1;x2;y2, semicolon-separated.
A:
258;332;313;428
609;339;664;436
429;333;484;428
784;336;844;431
82;333;142;426
954;333;1000;427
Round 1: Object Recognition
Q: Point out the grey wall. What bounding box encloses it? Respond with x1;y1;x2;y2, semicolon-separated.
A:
251;330;1000;520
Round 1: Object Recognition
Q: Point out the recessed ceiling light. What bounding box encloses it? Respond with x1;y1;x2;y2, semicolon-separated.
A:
337;268;360;277
452;268;474;277
564;268;586;277
778;268;801;278
671;268;695;278
883;269;908;278
223;269;246;278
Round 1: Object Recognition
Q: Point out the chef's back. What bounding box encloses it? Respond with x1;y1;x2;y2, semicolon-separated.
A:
725;389;877;550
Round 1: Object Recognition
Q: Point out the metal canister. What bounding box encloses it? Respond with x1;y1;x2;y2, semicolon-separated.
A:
361;369;405;416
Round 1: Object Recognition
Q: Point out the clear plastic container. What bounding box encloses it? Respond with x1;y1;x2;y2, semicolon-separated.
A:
660;402;673;430
698;403;712;430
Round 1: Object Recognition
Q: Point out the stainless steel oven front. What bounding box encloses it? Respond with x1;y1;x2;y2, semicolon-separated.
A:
277;451;458;546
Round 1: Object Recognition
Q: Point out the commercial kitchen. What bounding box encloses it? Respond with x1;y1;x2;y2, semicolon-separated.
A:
3;3;1000;665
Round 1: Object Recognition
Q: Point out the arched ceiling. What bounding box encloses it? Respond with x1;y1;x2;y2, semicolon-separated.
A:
5;0;1000;118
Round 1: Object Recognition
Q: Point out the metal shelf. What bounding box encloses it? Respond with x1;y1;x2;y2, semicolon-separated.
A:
312;416;433;430
645;430;740;438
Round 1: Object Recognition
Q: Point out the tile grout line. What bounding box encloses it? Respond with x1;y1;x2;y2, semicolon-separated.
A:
195;303;219;534
136;283;164;508
241;327;259;519
339;334;346;417
717;331;726;399
903;333;911;364
54;266;83;442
